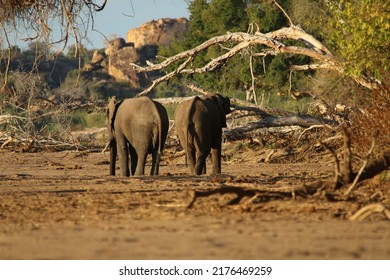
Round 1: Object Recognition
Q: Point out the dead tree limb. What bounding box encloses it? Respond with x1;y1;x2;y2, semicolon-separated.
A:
341;125;353;185
320;141;342;190
128;20;380;97
344;132;378;196
224;114;337;141
186;183;320;208
349;152;390;184
349;204;390;221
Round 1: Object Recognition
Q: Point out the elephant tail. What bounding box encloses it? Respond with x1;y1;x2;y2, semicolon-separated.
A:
157;110;163;172
185;96;201;162
151;100;167;175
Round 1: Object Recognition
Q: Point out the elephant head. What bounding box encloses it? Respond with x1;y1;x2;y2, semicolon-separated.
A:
203;93;232;127
106;96;117;138
106;96;119;176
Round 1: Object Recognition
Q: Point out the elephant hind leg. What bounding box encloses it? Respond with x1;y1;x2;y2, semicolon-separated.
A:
210;148;222;174
186;145;197;175
117;140;130;177
195;151;208;175
150;148;160;175
128;145;137;176
109;140;117;176
134;152;147;176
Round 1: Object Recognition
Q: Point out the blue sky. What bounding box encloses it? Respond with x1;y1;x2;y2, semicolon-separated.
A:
5;0;189;50
89;0;190;49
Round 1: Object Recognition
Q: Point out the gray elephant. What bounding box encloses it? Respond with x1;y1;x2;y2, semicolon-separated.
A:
106;96;169;176
174;93;231;175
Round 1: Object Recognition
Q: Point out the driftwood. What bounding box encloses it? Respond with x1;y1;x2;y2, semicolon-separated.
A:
154;96;195;105
186;183;320;209
225;95;338;141
352;152;390;183
321;124;389;193
224;114;336;141
349;204;390;221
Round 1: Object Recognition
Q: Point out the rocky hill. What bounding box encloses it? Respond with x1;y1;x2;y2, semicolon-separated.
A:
126;17;189;49
84;18;189;89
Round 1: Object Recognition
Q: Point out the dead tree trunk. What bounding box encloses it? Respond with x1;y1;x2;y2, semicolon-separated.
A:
352;152;390;182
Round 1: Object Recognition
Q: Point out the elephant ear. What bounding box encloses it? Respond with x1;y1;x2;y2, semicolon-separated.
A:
215;94;231;128
106;96;117;130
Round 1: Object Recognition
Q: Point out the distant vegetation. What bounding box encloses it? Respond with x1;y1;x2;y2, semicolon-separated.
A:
0;0;388;154
0;42;137;136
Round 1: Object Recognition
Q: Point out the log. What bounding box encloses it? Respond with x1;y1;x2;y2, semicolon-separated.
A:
353;152;390;182
0;114;25;125
224;114;337;141
156;95;338;140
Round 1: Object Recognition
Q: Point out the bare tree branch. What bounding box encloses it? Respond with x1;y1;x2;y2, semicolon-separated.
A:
129;23;381;96
273;0;293;27
0;0;107;86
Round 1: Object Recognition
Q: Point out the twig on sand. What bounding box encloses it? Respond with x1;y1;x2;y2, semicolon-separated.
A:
349;204;390;221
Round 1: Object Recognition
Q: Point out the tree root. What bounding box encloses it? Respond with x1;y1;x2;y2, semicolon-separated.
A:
349;204;390;221
322;125;389;194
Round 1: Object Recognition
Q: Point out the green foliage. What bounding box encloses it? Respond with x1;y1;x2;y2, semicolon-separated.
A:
159;0;307;109
153;81;190;98
70;111;105;130
164;103;178;120
253;0;289;32
201;0;249;35
66;44;94;65
325;0;389;79
87;81;136;100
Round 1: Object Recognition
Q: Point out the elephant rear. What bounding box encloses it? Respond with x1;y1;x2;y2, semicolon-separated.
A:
106;96;169;176
174;94;231;175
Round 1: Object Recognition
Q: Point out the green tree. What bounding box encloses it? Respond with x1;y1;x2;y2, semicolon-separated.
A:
202;0;249;35
66;44;94;66
325;0;389;80
159;0;293;104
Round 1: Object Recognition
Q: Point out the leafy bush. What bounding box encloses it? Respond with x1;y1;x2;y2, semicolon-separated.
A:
164;103;178;120
70;111;105;130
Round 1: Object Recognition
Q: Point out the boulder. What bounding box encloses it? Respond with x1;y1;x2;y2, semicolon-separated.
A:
108;45;149;89
95;18;188;89
83;51;107;71
126;17;189;48
91;51;106;64
105;37;134;56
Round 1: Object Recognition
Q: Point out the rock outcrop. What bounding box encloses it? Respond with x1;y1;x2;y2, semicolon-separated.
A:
83;51;106;71
85;17;188;90
108;44;149;89
105;38;134;56
126;17;189;49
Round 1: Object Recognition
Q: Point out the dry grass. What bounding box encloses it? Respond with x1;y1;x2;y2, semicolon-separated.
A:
350;85;390;157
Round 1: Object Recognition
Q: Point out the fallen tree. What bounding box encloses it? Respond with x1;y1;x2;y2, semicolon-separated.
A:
155;85;339;141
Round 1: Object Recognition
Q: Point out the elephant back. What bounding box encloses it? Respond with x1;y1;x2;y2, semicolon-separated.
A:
152;100;169;151
117;97;156;120
114;97;162;143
